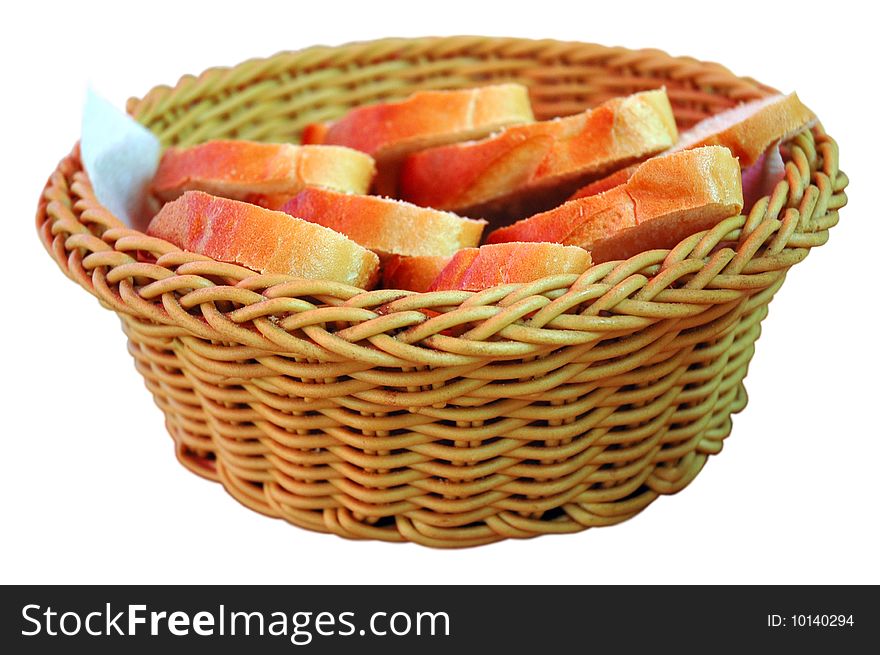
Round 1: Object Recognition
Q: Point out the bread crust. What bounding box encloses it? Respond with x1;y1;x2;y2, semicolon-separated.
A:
151;140;376;202
400;89;677;221
567;93;814;203
429;242;592;291
568;164;639;201
488;146;743;263
382;255;452;292
146;190;380;287
280;188;485;258
672;92;816;167
302;84;534;195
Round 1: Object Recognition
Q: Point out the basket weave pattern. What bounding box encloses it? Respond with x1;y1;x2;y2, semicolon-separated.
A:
37;37;846;547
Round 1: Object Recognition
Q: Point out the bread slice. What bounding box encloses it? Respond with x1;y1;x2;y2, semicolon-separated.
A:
567;94;812;203
571;149;782;210
146;191;379;287
279;187;486;258
151;140;376;203
382;255;452;292
301;84;534;195
399;89;678;223
429;242;592;292
488;146;743;263
671;92;815;167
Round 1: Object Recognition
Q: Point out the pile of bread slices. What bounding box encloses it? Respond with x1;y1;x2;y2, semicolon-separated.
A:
145;83;815;291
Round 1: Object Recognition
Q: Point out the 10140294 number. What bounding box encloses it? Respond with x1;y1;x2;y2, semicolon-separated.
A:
767;614;854;628
791;615;854;627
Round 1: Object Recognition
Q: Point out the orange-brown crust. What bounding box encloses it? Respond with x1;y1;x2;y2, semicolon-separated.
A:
488;146;743;263
303;84;534;196
151;140;376;202
567;93;814;201
300;122;329;145
402;129;558;211
303;84;533;157
146;191;379;287
400;89;677;216
673;93;816;167
568;164;639;200
429;242;592;291
280;188;485;258
382;255;452;292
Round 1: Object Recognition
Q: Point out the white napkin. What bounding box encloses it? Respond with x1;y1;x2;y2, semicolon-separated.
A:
80;88;161;230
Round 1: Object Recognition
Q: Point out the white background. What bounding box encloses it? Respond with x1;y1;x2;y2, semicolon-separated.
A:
3;0;877;585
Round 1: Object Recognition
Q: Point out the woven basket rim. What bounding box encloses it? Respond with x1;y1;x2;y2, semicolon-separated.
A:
126;35;779;117
37;37;845;365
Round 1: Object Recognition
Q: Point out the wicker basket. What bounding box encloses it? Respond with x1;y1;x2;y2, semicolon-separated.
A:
36;37;846;548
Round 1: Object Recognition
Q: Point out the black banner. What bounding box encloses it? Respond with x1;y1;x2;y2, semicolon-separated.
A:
1;585;872;653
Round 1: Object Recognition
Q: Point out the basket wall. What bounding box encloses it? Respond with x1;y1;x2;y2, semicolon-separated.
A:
36;37;846;547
